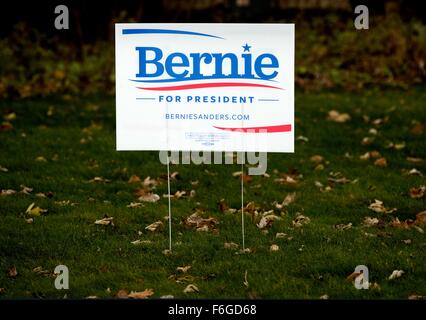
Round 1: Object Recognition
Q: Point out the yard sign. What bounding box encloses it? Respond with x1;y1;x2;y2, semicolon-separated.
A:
116;23;294;152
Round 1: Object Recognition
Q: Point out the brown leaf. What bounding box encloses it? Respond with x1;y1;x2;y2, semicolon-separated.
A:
310;155;324;163
183;284;199;293
346;271;361;281
224;242;239;250
328;110;351;123
115;290;129;299
407;157;424;163
1;189;16;196
368;200;397;214
145;221;163;232
270;244;280;251
409;185;425;199
362;217;380;227
128;175;141;184
275;192;296;209
176;265;191;273
8;266;18;278
410;123;424;136
388;270;404;280
94;216;114;226
128;289;154;299
184;211;218;232
374;157;387;167
415;211;426;226
137;190;160;203
334;223;352;231
292;213;310;227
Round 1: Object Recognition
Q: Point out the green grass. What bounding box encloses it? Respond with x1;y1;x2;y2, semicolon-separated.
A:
0;88;425;299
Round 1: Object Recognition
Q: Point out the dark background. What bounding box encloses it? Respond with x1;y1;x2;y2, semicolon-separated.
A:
1;0;425;42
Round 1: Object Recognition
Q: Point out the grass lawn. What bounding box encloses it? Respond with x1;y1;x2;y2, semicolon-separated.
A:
0;88;425;299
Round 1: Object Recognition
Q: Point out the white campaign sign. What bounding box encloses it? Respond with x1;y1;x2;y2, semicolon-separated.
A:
116;23;294;152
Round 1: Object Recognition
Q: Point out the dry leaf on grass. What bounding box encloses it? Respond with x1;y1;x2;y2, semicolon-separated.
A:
137;190;160;203
319;294;329;300
127;175;141;184
25;203;48;217
275;193;296;209
94;216;114;226
127;202;143;208
128;289;154;299
292;213;310;227
8;266;18;278
115;290;129;299
407;156;424;163
388;270;404;280
1;189;16;196
415;211;426;226
257;212;281;229
0;165;8;172
183;284;199;293
363;217;380;227
334;223;352;231
143;176;159;188
176;265;191;273
145;221;163;232
409;185;425;199
184;211;218;232
374;157;387;167
368;200;397;214
224;242;239;250
270;244;280;252
328;110;351;123
131;240;152;245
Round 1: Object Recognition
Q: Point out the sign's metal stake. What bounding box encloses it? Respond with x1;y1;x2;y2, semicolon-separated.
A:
167;154;172;252
241;161;245;251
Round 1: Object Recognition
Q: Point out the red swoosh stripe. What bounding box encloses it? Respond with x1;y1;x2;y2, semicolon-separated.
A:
137;82;283;91
214;124;292;133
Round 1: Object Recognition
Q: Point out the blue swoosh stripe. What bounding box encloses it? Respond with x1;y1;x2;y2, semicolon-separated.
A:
122;29;224;39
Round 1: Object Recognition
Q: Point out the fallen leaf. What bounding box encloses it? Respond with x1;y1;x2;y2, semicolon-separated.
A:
138;191;160;203
128;175;141;184
8;266;18;278
374;157;387;167
115;290;129;299
1;189;16;196
127;202;143;208
319;294;329;300
389;217;412;229
0;165;8;172
363;217;380;227
368;200;397;214
310;155;324;163
183;284;199;293
131;240;152;245
275;193;296;209
328;110;351;123
407;156;423;163
224;242;239;250
20;185;33;194
334;223;352;231
276;233;287;239
388;270;404;280
145;221;163;232
243;270;249;288
410;122;424;135
403;168;422;176
35;156;47;162
0;288;5;294
256;213;281;229
415;211;426;226
94;216;114;226
3;112;16;121
142;176;159;188
176;265;191;273
408;293;424;300
128;289;154;299
184;211;218;232
409;185;425;199
25;203;48;217
292;213;310;227
270;244;280;251
346;271;361;282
